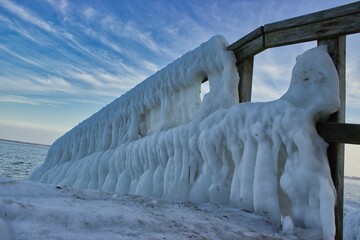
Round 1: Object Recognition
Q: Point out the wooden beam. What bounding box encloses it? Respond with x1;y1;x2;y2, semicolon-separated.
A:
265;12;360;48
237;57;254;102
318;36;346;240
317;122;360;144
264;1;360;32
228;27;263;51
232;36;264;63
228;27;265;63
228;1;360;59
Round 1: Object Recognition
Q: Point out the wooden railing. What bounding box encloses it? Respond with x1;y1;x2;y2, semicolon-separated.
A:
227;1;360;239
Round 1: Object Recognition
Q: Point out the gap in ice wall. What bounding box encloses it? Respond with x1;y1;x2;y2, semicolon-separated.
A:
30;36;339;240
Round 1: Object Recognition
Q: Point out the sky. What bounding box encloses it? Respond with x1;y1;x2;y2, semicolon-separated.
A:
0;0;359;175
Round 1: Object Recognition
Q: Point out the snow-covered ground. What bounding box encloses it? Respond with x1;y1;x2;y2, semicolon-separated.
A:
1;176;360;240
344;199;360;239
0;176;331;240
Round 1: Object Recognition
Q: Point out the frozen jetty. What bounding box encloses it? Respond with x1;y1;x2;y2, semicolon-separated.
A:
30;36;340;239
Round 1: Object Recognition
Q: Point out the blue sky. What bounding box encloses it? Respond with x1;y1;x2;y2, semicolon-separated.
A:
1;0;360;175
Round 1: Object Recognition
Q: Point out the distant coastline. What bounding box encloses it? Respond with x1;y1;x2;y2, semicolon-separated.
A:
0;138;50;148
345;176;360;181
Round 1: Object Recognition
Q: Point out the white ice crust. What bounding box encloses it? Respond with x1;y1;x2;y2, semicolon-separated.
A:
344;199;360;240
30;36;340;239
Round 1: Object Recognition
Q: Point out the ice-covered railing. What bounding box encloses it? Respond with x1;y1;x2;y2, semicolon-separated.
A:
33;36;238;171
31;36;340;239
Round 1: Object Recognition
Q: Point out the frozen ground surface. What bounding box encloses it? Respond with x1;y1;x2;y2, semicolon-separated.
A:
1;177;360;239
344;199;360;240
0;176;330;240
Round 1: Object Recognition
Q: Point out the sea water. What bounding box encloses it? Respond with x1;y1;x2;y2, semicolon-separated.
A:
0;139;360;201
0;139;48;179
345;178;360;201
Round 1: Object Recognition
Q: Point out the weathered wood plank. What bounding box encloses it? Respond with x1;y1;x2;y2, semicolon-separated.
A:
265;12;360;48
228;2;360;54
318;36;346;240
227;27;263;51
317;122;360;144
237;57;254;102
265;1;360;32
231;35;264;63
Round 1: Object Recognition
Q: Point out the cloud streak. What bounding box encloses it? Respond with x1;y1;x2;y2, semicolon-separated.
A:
0;0;55;33
0;95;64;107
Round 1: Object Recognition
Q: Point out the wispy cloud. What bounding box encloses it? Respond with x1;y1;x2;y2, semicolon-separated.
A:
82;7;95;21
0;0;55;33
0;74;74;94
0;66;141;99
46;0;68;15
0;94;63;106
65;68;102;87
100;15;173;57
0;44;44;67
0;118;69;134
0;14;45;45
0;0;152;91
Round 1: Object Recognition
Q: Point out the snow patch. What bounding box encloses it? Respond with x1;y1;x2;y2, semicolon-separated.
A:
281;216;294;235
0;177;300;239
344;199;360;240
344;209;360;240
0;218;13;240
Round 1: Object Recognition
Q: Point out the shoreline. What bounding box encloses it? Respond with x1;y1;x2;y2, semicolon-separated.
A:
345;176;360;181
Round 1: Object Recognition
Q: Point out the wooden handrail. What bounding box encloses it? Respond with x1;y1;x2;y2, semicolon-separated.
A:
264;1;360;32
228;1;360;62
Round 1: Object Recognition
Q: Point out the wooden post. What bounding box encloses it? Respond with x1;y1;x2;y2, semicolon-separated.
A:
318;36;346;240
237;57;254;102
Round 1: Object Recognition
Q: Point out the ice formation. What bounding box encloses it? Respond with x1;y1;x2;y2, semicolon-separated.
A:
30;36;340;239
344;209;360;239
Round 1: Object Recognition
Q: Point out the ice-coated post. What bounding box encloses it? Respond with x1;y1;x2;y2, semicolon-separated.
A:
318;36;346;240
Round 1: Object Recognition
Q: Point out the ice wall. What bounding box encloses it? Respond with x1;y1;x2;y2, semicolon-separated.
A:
30;37;340;240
